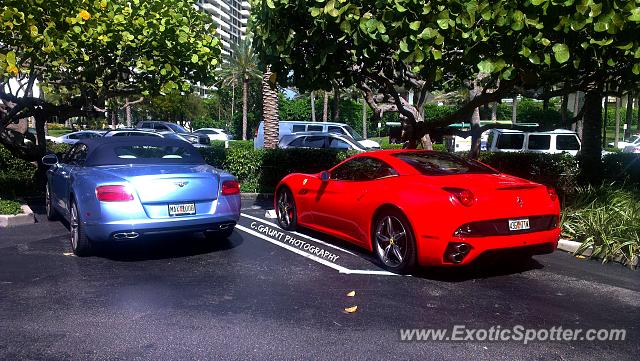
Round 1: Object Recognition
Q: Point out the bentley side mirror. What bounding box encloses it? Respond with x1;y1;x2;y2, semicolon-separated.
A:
320;171;330;182
42;153;59;166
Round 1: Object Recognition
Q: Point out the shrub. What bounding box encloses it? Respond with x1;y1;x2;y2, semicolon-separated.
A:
602;153;640;186
562;185;639;268
0;199;23;215
477;152;579;201
0;145;38;199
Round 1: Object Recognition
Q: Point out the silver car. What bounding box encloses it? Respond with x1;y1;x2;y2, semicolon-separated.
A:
278;132;369;152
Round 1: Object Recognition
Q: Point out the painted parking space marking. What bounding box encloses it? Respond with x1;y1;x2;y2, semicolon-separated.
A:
237;213;398;276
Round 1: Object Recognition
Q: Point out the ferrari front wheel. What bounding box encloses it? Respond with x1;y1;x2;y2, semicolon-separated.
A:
372;209;416;274
275;187;297;231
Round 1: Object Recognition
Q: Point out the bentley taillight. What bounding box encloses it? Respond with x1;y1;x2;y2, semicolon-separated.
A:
96;185;134;202
443;187;475;207
221;180;240;195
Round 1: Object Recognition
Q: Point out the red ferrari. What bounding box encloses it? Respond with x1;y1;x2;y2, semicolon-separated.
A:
274;150;560;273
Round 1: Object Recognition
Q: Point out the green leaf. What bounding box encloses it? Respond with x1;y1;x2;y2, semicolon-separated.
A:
436;19;449;29
310;7;321;17
399;39;409;52
409;21;421;31
395;3;407;12
552;43;570;63
431;48;442;60
6;51;16;66
266;0;275;9
530;0;546;5
633;64;640;75
477;59;493;73
191;54;199;63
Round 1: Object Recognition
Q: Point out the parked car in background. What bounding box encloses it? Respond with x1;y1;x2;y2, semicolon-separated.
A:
486;129;581;156
52;130;105;144
102;129;209;147
41;137;241;256
136;121;210;146
255;121;380;149
614;134;640;151
279;132;369;152
274;150;560;273
194;128;232;141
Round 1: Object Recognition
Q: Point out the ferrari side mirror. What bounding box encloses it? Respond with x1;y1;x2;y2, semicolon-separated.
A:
320;171;330;182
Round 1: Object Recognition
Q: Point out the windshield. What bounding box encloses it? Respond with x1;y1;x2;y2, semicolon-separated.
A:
344;125;364;141
393;152;497;176
167;123;189;133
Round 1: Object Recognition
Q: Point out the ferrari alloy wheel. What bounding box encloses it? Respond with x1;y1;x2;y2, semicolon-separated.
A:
373;210;416;273
70;201;91;257
276;187;297;231
45;184;57;221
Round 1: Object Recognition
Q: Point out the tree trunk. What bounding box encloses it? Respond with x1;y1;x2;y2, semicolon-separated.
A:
602;97;608;148
125;97;132;127
231;82;235;126
242;77;248;140
561;94;568;128
637;96;640;132
543;98;549;111
614;97;621;148
262;67;279;149
580;90;603;185
310;91;316;122
574;92;584;139
332;85;340;121
511;95;518;124
111;108;118;129
625;91;634;139
491;101;497;121
322;91;328;122
362;98;367;139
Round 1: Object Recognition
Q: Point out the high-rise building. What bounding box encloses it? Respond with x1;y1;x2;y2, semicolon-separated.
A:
195;0;251;56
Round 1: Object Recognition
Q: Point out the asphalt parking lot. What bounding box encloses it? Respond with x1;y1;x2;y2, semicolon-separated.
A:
0;199;638;360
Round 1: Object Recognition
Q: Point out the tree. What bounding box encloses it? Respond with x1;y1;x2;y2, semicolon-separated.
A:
252;0;640;179
262;67;279;148
217;38;262;140
1;0;221;160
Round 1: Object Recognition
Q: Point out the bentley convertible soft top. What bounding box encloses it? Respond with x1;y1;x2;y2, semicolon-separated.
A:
43;137;241;256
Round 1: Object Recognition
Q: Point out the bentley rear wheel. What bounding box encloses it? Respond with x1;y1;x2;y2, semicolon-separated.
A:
372;209;416;274
276;187;298;231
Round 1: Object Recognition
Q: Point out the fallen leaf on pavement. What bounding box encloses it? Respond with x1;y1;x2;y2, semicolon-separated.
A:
346;291;356;297
575;255;586;259
344;305;358;313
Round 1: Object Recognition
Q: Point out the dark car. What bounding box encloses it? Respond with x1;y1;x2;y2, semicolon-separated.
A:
279;132;369;152
136;121;210;146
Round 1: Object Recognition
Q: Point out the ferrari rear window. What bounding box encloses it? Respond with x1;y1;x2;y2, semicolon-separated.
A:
393;152;496;176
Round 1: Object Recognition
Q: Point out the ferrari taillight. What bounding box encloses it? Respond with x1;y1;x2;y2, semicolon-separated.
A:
221;180;240;195
547;186;558;202
443;187;475;207
96;185;134;202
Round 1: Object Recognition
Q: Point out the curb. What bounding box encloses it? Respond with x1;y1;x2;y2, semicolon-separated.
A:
557;238;638;268
0;205;36;228
241;193;273;201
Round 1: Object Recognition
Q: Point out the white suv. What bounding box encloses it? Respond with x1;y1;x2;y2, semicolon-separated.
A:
487;129;581;156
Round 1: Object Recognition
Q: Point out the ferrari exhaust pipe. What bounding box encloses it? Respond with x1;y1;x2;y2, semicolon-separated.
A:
447;252;464;264
455;243;470;254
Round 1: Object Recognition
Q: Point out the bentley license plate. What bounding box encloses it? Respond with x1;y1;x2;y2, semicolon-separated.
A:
508;218;530;231
168;202;196;216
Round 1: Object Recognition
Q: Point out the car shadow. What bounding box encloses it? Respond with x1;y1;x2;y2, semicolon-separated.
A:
95;232;244;262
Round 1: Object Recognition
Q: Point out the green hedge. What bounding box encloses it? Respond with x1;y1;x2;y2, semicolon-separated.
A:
0;199;23;215
0;145;38;199
602;153;640;185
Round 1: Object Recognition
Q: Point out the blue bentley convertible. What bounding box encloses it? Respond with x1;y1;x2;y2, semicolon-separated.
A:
42;137;241;256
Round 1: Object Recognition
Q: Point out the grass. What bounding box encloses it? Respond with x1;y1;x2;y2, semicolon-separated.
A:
0;199;23;215
562;184;640;268
48;128;73;137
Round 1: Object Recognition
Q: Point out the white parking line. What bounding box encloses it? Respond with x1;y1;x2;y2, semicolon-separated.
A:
236;215;398;277
240;213;359;256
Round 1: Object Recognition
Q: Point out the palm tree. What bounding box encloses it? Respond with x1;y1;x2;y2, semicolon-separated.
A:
262;66;279;148
217;38;262;140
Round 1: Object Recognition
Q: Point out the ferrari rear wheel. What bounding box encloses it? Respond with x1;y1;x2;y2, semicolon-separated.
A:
276;187;297;231
70;201;92;257
372;209;416;274
45;184;57;221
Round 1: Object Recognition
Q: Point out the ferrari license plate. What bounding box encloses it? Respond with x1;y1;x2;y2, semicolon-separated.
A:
168;202;196;216
508;218;530;231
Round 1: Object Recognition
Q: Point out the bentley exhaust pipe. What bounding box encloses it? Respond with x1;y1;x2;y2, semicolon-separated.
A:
113;232;139;240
